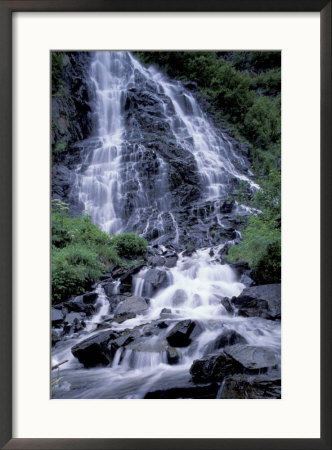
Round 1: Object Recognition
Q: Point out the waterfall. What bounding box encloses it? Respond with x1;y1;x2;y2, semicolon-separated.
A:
52;51;280;399
74;51;257;240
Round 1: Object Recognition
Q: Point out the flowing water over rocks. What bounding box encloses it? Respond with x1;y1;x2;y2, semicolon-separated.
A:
52;51;281;399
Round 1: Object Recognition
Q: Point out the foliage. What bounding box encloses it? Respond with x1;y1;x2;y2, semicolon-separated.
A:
52;52;64;95
111;233;148;259
228;215;281;284
51;202;147;303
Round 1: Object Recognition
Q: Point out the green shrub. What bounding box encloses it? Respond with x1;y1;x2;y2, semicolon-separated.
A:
51;205;147;303
111;233;148;258
227;215;281;284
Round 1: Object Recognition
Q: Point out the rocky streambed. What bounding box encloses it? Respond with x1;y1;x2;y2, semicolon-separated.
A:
52;244;281;399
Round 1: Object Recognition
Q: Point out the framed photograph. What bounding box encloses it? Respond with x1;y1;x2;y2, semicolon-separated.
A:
1;1;331;449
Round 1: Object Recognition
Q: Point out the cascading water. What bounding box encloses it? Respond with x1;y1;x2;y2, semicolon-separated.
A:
52;51;280;399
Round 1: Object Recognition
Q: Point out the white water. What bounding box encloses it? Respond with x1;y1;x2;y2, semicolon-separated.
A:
52;51;280;399
52;248;280;398
74;51;258;238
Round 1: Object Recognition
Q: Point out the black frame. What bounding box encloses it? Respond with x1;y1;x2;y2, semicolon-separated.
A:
0;1;331;449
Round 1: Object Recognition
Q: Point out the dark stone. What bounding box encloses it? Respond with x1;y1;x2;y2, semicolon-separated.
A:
213;329;247;349
82;292;98;304
231;284;281;320
190;345;279;382
220;200;235;214
144;381;219;399
190;352;238;382
183;81;198;91
220;371;281;399
64;295;96;316
71;330;119;367
220;297;234;314
161;308;171;314
166;320;203;347
166;346;180;364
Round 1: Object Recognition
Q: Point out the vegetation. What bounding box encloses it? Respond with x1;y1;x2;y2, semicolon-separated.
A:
135;51;281;283
52;200;147;304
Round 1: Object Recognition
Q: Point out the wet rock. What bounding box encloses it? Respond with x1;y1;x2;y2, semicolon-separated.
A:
71;330;119;367
144;380;219;399
64;312;85;324
213;329;247;349
220;371;281;399
224;344;279;372
190;345;279;382
114;296;149;317
82;292;99;304
52;308;64;326
166;346;180;365
220;200;235;214
142;268;167;290
117;263;146;293
164;255;178;268
231;284;281;320
64;295;96;316
190;352;237;382
166;320;203;347
183;81;198;91
220;297;234;314
52;329;63;346
171;289;187;306
110;312;137;324
240;274;254;287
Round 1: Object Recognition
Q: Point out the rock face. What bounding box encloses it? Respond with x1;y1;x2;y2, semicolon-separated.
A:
52;52;94;214
166;320;203;347
231;284;281;320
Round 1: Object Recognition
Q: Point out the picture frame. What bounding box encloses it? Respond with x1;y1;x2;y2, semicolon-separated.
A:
0;0;331;449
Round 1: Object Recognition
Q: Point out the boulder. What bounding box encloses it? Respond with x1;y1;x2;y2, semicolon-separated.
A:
114;296;149;317
190;352;238;382
220;371;281;399
231;284;281;320
220;297;234;314
166;346;180;365
142;268;167;290
164;255;178;268
71;330;119;368
166;320;203;347
64;312;84;324
64;295;96;316
223;344;279;372
190;345;279;382
144;381;219;399
213;329;247;349
52;308;64;326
